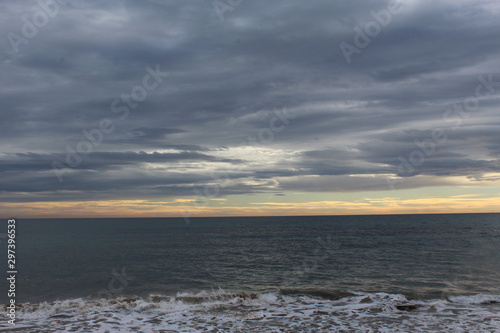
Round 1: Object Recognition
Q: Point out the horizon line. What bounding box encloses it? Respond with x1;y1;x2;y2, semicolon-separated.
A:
9;211;500;220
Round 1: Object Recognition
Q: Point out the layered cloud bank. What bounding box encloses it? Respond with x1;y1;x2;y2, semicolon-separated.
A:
1;0;500;216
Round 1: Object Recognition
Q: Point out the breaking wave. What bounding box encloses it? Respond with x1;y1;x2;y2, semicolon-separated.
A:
1;289;499;332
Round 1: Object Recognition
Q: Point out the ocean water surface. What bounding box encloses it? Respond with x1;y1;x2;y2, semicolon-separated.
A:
1;213;499;332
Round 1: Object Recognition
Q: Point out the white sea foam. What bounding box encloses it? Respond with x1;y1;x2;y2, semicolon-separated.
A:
448;294;500;305
1;290;499;332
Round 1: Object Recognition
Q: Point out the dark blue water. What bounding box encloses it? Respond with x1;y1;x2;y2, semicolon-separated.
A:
3;213;500;304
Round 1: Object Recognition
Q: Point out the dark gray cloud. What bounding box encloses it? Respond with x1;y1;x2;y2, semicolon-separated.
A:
0;151;242;172
1;0;500;203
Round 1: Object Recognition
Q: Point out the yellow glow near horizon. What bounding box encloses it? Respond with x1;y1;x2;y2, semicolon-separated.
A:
2;193;499;218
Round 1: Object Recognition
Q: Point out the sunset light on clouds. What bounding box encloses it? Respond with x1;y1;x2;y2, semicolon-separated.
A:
1;0;500;218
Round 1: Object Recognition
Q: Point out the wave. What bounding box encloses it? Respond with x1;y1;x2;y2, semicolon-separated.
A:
1;289;499;332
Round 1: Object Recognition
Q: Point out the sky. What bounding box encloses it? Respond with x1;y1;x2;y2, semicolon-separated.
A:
1;0;500;218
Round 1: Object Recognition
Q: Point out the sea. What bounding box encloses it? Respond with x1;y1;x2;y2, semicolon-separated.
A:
1;213;499;332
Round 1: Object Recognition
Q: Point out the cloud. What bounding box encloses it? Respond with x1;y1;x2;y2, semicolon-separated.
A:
1;0;500;211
